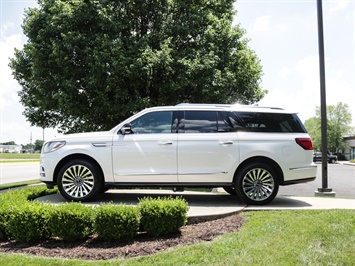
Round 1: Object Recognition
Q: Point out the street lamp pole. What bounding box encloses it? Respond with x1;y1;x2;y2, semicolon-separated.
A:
315;0;335;197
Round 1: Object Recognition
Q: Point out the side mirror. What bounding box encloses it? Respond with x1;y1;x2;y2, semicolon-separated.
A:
120;123;133;135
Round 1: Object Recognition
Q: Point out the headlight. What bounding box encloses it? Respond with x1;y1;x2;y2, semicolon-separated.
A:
42;141;66;153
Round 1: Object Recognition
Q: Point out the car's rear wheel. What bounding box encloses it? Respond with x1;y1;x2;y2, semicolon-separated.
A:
235;162;279;205
57;159;102;201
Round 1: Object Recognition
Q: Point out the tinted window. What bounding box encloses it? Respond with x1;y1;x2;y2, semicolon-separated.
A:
180;111;230;133
130;111;173;134
226;111;244;130
235;112;306;133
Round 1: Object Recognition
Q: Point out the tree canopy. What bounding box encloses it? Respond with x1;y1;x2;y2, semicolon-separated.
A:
304;102;354;153
10;0;265;133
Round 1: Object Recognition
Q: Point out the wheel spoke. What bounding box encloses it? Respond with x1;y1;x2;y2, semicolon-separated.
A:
61;164;95;199
242;168;275;202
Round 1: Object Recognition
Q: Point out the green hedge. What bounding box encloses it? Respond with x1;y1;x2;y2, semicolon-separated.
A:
0;204;12;240
7;203;52;242
49;203;94;241
94;204;139;241
138;196;189;236
0;186;57;241
0;187;189;243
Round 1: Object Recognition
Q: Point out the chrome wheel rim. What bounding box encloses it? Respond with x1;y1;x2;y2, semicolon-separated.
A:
61;165;95;199
242;168;275;202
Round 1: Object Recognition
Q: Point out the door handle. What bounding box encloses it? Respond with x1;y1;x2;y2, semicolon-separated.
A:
219;141;233;145
159;141;173;146
92;142;108;147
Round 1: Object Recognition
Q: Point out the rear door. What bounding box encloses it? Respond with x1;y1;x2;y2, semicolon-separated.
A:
177;110;239;183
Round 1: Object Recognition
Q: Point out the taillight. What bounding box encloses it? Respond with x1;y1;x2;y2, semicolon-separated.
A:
295;138;314;150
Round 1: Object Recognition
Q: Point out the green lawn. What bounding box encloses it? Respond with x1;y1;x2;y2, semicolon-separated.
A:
0;209;354;265
0;153;40;162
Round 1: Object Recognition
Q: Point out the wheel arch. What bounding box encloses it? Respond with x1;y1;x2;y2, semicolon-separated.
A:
234;156;284;185
53;153;105;185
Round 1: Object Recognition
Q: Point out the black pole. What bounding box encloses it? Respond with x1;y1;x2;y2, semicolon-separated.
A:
316;0;333;195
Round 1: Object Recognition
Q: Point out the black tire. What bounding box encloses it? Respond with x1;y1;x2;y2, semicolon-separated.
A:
57;159;103;202
235;162;279;205
222;186;238;196
100;186;110;193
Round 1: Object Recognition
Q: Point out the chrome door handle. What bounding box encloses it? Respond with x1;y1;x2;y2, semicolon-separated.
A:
92;143;108;147
159;141;173;145
219;141;233;145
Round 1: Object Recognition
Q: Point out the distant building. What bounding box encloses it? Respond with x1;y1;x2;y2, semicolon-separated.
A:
0;145;22;153
343;136;355;160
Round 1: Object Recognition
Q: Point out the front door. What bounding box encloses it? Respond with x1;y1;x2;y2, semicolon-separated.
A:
112;110;178;183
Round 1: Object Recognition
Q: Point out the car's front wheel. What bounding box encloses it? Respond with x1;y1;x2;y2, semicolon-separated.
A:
235;162;279;205
57;159;103;201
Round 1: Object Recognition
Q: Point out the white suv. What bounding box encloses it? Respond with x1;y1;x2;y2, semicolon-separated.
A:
40;104;317;205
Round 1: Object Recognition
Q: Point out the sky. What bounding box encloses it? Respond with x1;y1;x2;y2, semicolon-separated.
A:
0;0;354;145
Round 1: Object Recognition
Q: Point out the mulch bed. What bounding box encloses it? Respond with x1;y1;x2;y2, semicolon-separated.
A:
0;214;245;261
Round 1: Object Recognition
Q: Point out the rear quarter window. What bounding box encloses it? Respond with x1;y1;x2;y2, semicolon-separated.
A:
232;112;307;133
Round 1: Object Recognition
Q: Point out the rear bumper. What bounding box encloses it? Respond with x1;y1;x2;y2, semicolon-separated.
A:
282;176;316;186
281;165;317;185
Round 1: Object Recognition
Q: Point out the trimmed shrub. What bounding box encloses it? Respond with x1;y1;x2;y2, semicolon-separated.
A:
49;203;94;241
138;196;189;236
93;204;139;241
0;187;191;242
7;202;52;242
0;186;57;241
0;186;58;203
0;205;11;240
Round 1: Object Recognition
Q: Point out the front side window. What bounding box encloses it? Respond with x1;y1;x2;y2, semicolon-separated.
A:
130;111;173;134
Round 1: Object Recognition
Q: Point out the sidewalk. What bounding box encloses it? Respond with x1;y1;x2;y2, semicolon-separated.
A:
338;160;355;166
36;189;355;220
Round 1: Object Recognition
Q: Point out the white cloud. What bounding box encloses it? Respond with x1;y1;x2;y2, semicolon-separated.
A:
0;33;23;110
260;53;355;126
276;23;287;32
277;67;292;78
252;15;271;33
237;1;354;128
0;24;60;144
295;55;321;85
329;0;349;13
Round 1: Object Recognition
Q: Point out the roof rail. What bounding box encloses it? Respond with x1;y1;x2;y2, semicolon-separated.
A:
175;103;233;107
175;103;285;110
247;105;285;110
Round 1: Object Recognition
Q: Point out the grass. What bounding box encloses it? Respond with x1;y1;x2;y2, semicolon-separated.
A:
0;209;354;265
0;153;40;163
0;180;41;190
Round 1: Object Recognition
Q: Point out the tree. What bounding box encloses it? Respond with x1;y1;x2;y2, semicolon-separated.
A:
0;141;16;145
34;139;44;151
304;102;354;153
304;117;321;151
10;0;265;133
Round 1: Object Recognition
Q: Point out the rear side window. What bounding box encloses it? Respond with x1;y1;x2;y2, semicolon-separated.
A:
179;111;231;133
234;112;306;133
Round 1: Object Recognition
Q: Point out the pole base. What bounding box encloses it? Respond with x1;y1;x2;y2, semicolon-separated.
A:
315;188;336;197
